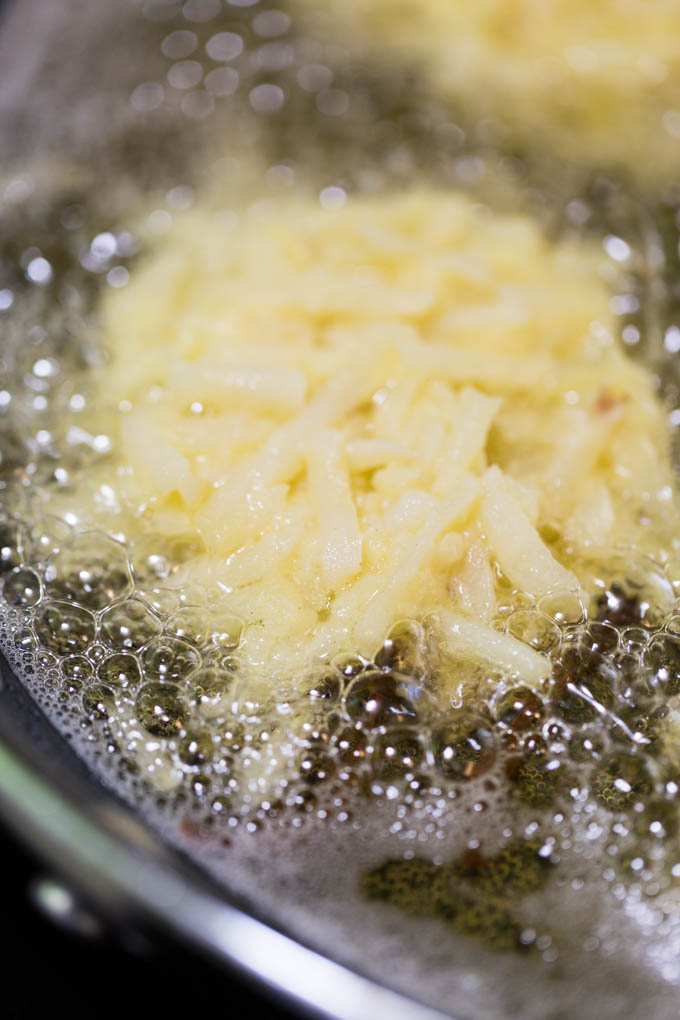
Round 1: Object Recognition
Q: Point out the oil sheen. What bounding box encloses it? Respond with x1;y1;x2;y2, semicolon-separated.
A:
4;2;680;1018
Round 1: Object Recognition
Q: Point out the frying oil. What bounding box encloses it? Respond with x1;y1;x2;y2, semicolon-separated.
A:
3;2;680;1017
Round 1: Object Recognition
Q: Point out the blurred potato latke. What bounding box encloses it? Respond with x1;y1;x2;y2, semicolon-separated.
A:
297;0;680;183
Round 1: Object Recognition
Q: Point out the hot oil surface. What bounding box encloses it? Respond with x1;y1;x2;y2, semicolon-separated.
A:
4;2;680;1017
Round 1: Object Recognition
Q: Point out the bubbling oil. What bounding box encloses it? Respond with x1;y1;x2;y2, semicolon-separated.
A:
4;1;680;1017
6;474;680;977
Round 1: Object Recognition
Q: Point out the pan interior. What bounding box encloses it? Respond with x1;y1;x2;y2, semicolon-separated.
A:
3;3;680;1018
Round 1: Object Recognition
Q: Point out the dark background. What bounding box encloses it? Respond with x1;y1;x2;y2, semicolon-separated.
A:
1;820;300;1019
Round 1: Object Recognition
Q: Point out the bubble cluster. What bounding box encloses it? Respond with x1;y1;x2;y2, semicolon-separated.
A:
362;838;553;951
5;1;680;1013
5;519;680;889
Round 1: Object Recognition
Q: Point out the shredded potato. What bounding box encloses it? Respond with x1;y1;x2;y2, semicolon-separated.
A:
295;0;680;182
81;189;677;693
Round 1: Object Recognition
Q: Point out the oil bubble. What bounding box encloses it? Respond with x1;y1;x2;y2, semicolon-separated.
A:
101;598;162;651
98;653;142;689
142;637;200;681
0;519;24;574
166;607;213;645
592;558;674;629
44;532;132;610
307;671;342;703
374;619;428;677
298;748;337;784
178;730;214;766
136;681;187;737
191;665;235;719
82;683;115;720
538;592;585;626
210;615;243;649
507;610;559;652
433;712;495;780
61;655;94;682
495;686;545;732
345;670;419;728
332;652;367;678
35;600;96;655
2;567;41;607
372;729;425;780
643;635;680;695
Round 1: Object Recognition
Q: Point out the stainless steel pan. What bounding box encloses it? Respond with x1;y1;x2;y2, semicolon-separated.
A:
2;4;680;1018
